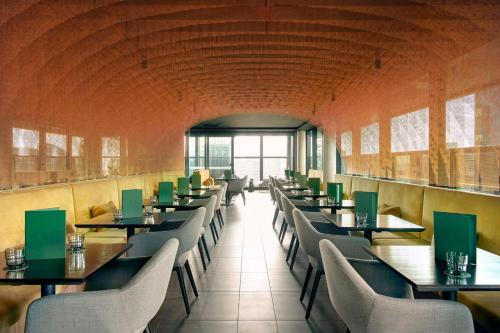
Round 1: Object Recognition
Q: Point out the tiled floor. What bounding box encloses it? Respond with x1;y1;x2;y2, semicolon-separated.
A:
151;191;347;332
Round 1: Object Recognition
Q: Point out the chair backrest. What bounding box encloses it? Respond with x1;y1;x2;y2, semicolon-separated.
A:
293;208;371;269
127;207;205;260
281;195;296;228
215;182;228;210
239;176;248;190
202;195;217;227
319;239;378;332
25;239;179;333
269;182;276;201
274;188;284;211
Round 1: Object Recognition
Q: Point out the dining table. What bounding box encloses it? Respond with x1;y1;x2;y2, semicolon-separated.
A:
285;190;328;199
321;213;425;243
305;199;355;214
0;243;131;297
365;245;500;301
76;211;193;240
176;189;218;199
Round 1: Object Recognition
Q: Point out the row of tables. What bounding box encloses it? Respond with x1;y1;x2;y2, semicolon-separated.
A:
0;188;218;297
277;179;500;302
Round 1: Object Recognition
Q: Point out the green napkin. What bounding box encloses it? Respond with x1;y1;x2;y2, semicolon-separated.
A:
158;182;174;204
434;211;477;263
25;208;66;260
178;177;190;195
122;189;143;218
354;191;378;222
327;183;343;203
308;177;321;195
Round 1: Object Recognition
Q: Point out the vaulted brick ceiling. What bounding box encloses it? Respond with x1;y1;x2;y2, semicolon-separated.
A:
0;0;499;125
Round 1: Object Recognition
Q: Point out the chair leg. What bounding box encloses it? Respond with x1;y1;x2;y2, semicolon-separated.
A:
211;219;219;239
305;270;323;320
197;239;207;271
217;210;223;228
218;209;224;225
201;234;211;262
280;222;288;244
300;263;313;302
241;191;246;205
210;223;217;244
272;207;279;228
286;233;296;263
278;219;286;240
290;238;300;270
175;266;190;315
144;323;152;333
184;260;198;298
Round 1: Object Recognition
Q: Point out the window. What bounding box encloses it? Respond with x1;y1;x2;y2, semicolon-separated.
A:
391;108;429;152
102;137;120;176
188;136;206;175
341;131;352;156
13;128;40;172
46;132;67;171
263;136;288;178
446;94;475;148
316;129;323;170
72;136;84;157
71;136;85;178
234;136;260;181
361;122;379;155
208;137;231;178
306;128;323;171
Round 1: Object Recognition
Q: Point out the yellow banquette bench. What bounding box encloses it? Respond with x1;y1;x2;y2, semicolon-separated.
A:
333;174;500;331
0;170;183;332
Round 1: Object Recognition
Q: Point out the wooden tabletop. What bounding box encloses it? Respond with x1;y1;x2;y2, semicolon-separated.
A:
365;245;500;293
0;243;131;285
322;213;424;232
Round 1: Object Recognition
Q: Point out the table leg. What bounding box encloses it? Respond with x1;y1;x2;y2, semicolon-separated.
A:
41;284;56;297
363;230;373;243
442;291;457;301
127;228;135;240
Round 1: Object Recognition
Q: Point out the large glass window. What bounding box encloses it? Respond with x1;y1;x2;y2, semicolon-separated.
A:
361;122;379;155
188;136;205;175
208;137;231;178
341;131;352;156
263;136;288;178
234;136;260;180
446;94;475;148
102;137;120;176
391;108;429;152
305;128;323;172
71;136;85;178
46;132;67;171
13;128;40;172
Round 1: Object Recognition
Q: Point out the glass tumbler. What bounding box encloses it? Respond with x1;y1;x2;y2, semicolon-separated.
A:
355;212;368;225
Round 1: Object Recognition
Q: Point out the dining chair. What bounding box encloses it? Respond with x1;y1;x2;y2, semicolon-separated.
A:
319;239;475;333
269;182;280;226
292;208;372;319
126;207;205;315
198;195;217;271
281;195;302;270
226;176;248;205
214;182;228;228
268;181;276;206
25;239;179;333
273;188;287;242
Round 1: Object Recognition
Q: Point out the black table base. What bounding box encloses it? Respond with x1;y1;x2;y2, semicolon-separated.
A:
41;284;56;296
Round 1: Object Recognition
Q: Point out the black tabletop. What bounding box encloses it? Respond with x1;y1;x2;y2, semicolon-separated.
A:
322;213;424;233
0;243;131;285
281;184;309;191
75;212;188;229
365;245;500;293
305;199;355;209
285;190;327;199
177;189;218;198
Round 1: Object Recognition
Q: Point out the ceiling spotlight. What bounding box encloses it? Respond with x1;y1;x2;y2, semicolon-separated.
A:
374;49;381;69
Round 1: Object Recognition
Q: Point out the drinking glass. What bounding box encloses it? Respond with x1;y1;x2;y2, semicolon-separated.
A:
150;195;158;205
445;251;470;278
5;247;25;268
114;209;123;220
68;233;85;252
355;212;368;225
144;205;153;216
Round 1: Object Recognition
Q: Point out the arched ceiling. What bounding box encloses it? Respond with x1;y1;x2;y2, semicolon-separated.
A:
0;0;499;122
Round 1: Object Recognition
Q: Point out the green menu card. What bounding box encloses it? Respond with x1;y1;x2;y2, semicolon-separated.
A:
158;182;174;204
308;177;321;195
25;209;66;260
354;191;378;222
224;170;232;180
122;189;143;218
327;183;343;203
434;211;477;264
191;174;202;189
178;177;190;195
297;174;308;187
285;169;291;179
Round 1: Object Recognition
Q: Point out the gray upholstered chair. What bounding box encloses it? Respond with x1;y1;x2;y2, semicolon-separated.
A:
269;181;276;205
226;175;248;205
274;188;287;242
214;182;227;227
319;240;475;333
269;182;280;225
25;239;179;333
292;208;372;319
126;207;205;315
197;195;217;271
281;195;303;270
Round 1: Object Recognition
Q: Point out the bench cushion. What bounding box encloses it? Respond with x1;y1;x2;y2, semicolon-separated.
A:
372;238;430;246
458;291;500;331
0;285;39;331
